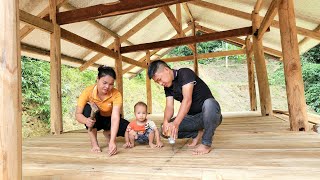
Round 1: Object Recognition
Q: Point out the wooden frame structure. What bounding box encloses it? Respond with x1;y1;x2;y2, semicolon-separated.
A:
1;0;316;178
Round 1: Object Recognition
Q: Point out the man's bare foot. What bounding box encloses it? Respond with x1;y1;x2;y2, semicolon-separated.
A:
91;146;102;153
192;144;211;155
187;130;203;147
149;143;157;148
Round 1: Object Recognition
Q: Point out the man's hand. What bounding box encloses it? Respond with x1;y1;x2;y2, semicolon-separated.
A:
163;121;178;140
85;118;96;127
108;141;117;156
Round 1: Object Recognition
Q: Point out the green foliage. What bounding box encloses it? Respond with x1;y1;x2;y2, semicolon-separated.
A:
301;44;320;63
302;63;320;113
22;56;51;122
269;61;320;114
21;56;97;124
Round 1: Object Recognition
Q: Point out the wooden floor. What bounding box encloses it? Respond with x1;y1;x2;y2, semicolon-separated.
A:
23;112;320;180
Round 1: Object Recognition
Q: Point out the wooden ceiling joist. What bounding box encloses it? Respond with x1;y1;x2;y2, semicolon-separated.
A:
121;26;253;53
257;0;280;40
56;0;193;25
79;8;162;71
159;49;246;63
189;0;320;41
19;10;146;68
195;24;282;58
21;43;100;68
298;24;320;52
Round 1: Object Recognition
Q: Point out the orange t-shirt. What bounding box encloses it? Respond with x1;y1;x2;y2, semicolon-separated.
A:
77;84;122;116
126;120;157;134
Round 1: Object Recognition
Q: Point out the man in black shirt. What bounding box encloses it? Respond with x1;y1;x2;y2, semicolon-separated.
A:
148;60;222;155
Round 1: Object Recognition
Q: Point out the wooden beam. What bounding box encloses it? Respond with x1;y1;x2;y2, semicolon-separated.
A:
21;43;100;68
121;26;253;53
79;8;162;71
114;38;124;115
176;4;182;35
19;10;146;69
192;22;199;75
20;0;66;40
183;3;194;22
0;0;22;178
278;0;308;131
195;24;283;58
161;6;195;51
189;0;320;41
298;24;320;51
49;0;63;134
245;37;257;111
158;49;246;63
257;0;280;40
56;0;193;24
254;0;263;13
122;24;193;75
252;10;273;116
146;51;152;114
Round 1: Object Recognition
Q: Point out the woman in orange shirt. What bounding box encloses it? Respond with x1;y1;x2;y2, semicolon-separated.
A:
75;66;129;156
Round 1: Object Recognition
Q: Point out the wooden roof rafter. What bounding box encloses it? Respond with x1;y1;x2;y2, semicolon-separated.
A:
79;8;163;71
20;0;67;40
189;0;320;41
195;24;282;58
122;23;194;75
55;0;194;25
182;3;194;22
257;0;280;40
19;10;146;68
161;6;196;51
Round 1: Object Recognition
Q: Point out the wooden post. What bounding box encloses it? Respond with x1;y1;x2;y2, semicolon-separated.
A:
0;0;22;178
252;11;272;116
192;22;199;75
278;0;309;131
114;37;124;116
49;0;63;134
146;51;152;114
245;36;257;111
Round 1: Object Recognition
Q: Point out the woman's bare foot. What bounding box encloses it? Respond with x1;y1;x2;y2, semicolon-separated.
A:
187;130;203;147
91;146;102;153
192;144;211;155
103;130;111;146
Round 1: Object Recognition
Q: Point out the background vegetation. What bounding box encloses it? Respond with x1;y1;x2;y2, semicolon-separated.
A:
21;42;320;138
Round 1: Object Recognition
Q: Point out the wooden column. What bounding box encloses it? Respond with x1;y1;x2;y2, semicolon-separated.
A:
245;36;257;111
252;11;272;116
192;22;199;75
114;37;124;116
49;0;63;134
0;0;22;178
146;51;152;114
278;0;308;131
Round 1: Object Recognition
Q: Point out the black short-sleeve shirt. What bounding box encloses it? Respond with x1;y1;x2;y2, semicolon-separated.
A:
164;68;214;115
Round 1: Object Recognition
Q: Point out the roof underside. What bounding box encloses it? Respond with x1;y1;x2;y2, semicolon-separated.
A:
19;0;320;77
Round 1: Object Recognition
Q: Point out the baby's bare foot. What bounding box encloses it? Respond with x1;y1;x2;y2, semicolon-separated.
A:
149;143;157;148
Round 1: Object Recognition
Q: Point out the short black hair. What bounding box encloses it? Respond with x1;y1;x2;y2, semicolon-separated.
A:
134;101;147;112
97;65;116;79
147;60;170;79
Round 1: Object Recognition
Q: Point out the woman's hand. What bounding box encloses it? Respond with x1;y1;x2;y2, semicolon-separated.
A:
85;118;96;127
108;141;117;156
